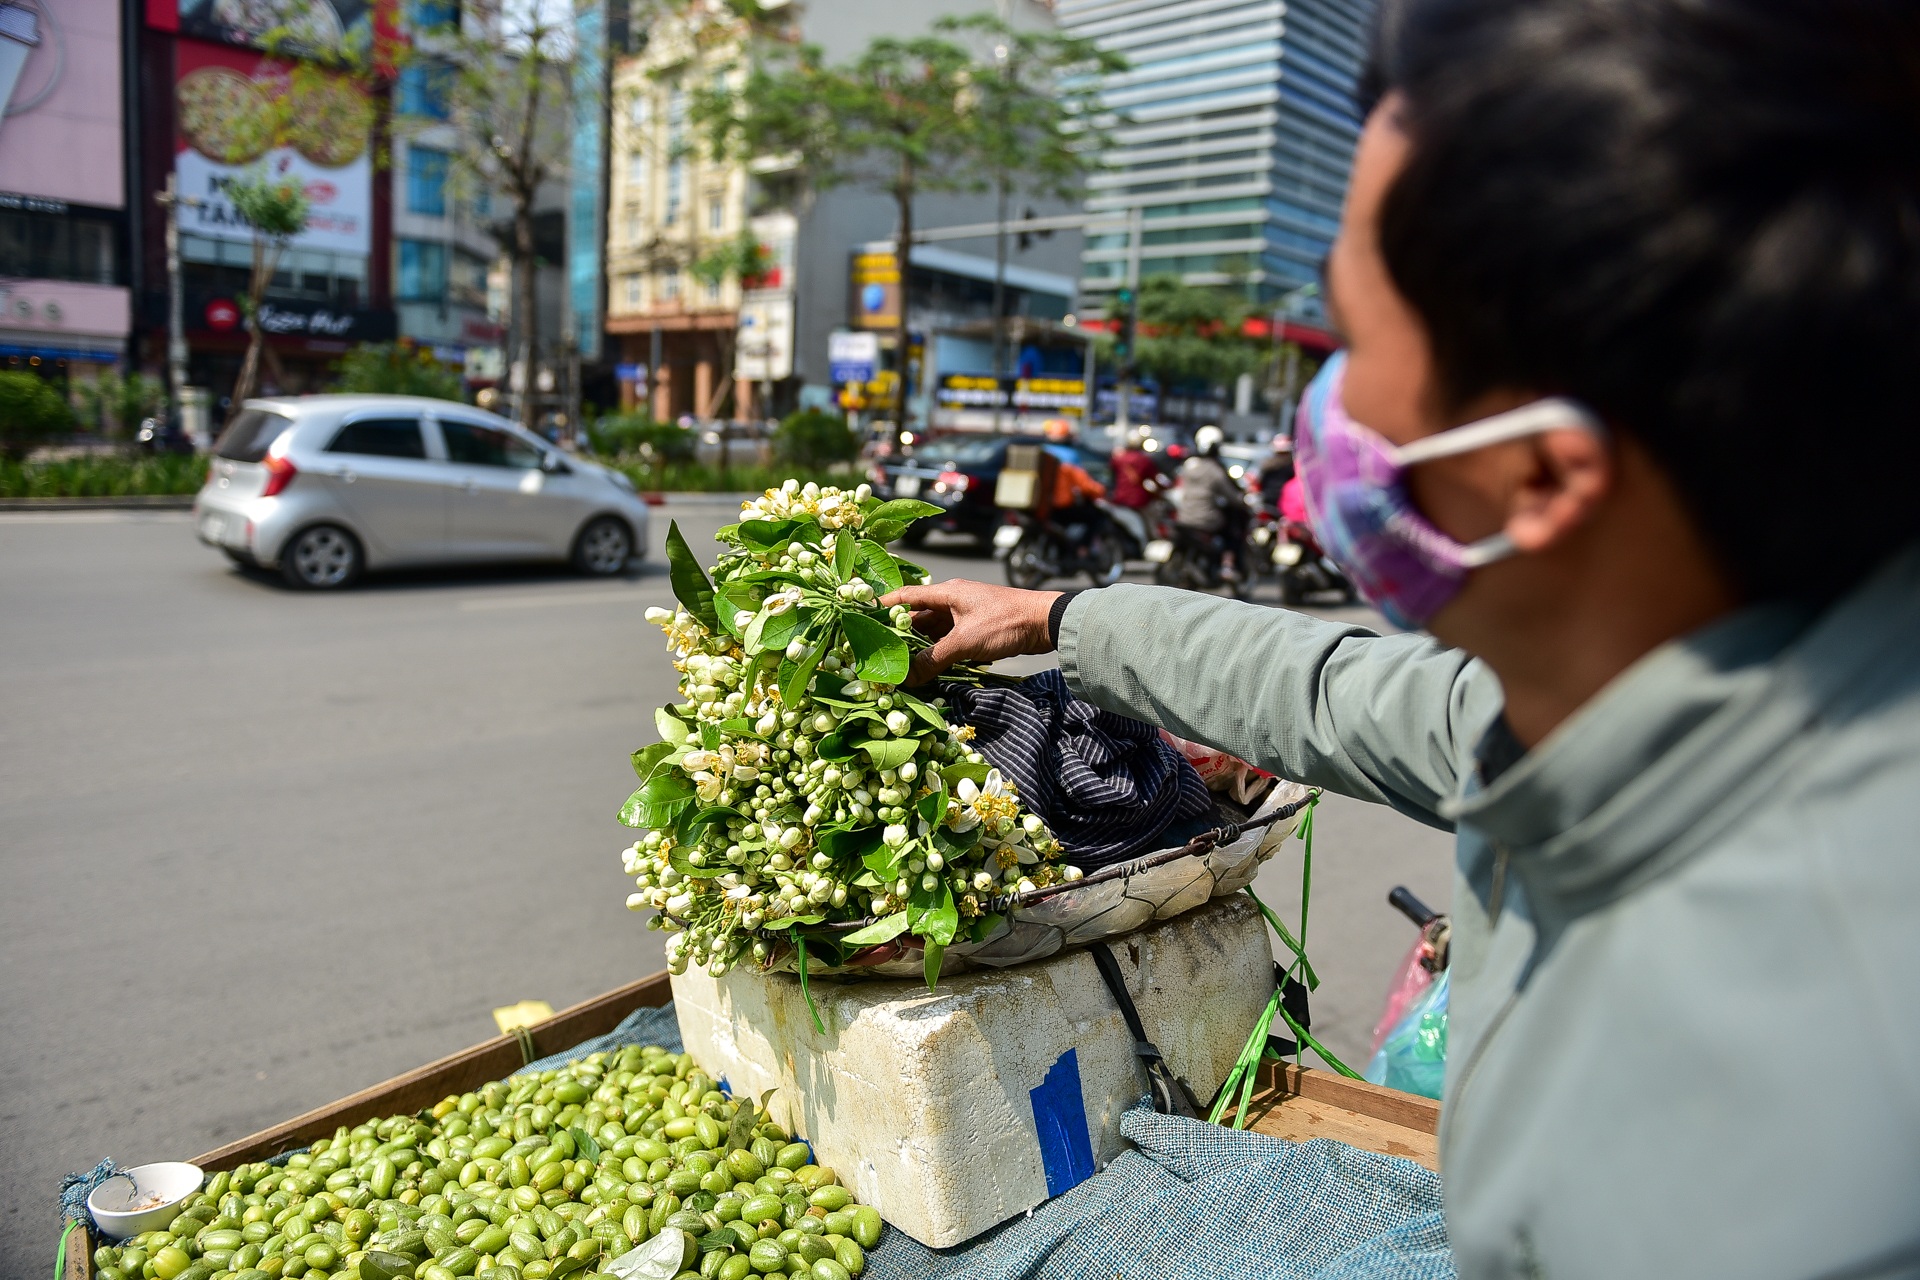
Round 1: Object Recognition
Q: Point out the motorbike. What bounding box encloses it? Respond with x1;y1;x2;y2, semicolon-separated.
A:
996;503;1126;589
1144;515;1255;600
1099;498;1174;563
1265;515;1355;606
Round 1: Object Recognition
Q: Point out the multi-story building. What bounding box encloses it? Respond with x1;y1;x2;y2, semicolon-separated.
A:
603;0;1088;428
391;49;507;384
0;0;134;404
1057;0;1373;312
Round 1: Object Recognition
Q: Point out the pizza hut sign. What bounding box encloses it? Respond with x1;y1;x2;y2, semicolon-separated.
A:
255;303;355;336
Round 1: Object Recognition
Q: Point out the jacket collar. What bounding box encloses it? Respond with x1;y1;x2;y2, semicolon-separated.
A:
1443;545;1920;919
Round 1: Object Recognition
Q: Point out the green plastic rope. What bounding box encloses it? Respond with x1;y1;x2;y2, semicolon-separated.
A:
792;930;826;1035
54;1219;77;1280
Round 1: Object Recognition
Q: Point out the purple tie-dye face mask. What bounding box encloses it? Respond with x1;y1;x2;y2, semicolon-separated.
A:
1294;352;1604;630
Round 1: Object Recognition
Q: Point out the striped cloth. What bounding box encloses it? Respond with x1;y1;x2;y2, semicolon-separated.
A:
939;669;1216;869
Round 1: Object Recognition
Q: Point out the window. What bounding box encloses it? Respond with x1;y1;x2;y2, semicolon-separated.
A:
213;410;295;462
327;417;427;458
665;159;685;225
0;206;118;285
629;94;650;127
707;199;724;231
398;240;448;300
470;190;491;219
661;273;680;300
407;146;450;216
396;62;451;119
624;211;640;242
627;152;648;187
705;278;720;302
625;275;642;305
440;419;544;469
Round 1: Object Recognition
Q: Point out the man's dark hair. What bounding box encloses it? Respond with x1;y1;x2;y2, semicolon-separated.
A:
1366;0;1920;601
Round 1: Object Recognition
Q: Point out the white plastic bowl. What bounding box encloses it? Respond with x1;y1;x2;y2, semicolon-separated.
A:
87;1162;203;1239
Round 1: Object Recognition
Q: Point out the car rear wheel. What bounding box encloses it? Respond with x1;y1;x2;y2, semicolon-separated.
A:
280;524;363;590
573;515;633;576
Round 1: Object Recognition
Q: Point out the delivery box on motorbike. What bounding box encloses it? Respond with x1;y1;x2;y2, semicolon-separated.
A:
995;443;1059;513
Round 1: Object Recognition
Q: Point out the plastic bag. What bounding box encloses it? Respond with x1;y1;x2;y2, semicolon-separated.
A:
1363;969;1448;1100
1158;731;1275;806
1369;935;1436;1057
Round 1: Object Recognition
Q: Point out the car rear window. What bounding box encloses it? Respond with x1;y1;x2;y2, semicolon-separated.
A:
327;417;426;459
213;409;295;462
925;437;1012;468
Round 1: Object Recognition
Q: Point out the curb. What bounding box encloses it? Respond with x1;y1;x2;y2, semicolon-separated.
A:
0;495;196;511
643;492;763;508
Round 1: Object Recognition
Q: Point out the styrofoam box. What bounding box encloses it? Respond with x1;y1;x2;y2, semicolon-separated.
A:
671;894;1276;1247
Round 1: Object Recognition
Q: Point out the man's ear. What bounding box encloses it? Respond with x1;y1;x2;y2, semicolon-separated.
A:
1504;427;1612;553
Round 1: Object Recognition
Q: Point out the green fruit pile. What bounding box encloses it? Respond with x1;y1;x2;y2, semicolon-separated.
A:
89;1042;881;1280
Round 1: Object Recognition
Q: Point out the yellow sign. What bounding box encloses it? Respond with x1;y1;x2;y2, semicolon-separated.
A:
492;1000;555;1034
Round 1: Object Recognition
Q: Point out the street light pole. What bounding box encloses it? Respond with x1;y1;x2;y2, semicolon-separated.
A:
1114;203;1142;435
155;175;203;442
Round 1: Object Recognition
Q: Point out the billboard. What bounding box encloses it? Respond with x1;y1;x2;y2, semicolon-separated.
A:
936;374;1089;417
149;0;401;59
0;0;125;209
173;38;372;256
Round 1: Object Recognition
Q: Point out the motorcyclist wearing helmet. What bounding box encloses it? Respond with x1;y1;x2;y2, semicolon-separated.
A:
1175;425;1247;580
1256;433;1296;510
1110;427;1165;512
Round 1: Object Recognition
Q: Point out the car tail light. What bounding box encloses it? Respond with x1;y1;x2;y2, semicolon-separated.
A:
934;469;968;493
260;453;298;497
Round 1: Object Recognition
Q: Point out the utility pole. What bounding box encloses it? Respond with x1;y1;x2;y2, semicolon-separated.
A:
1113;203;1142;434
155;176;202;441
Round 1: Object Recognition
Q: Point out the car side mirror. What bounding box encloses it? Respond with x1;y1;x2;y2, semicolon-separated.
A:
541;453;571;475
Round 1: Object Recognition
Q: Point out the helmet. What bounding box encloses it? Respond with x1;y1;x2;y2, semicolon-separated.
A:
1042;419;1073;442
1270;434;1293;454
1195;425;1224;454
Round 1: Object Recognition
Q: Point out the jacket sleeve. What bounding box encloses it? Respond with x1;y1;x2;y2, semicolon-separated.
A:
1056;584;1503;829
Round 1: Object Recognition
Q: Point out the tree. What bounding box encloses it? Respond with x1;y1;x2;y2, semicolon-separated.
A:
694;18;1115;432
75;370;166;438
0;371;74;460
436;0;586;432
222;172;312;417
332;341;464;399
1112;275;1265;426
771;407;858;469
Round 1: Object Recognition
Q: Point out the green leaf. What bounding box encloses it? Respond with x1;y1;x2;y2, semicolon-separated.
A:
832;530;855;580
896;556;931;585
570;1127;601;1162
851;870;882;888
715;585;759;639
899;693;948;732
916;784;948;828
842;612;910;684
685;804;739;835
667;845;727;879
942;760;992;788
968;911;1006;944
818;825;883;864
868;498;943;523
738;518;796;549
842;911;911;946
620;772;696;829
779;637;827;707
631;740;677;782
716;716;764;739
655;707;690;745
932;823;982;857
665;522;720;633
758;606;806;656
793;931;827;1035
724;1097;758;1152
857;737;919;770
863;518;910;544
817;729;858;761
923;939;946;990
908;879;960;947
700;721;721;751
863;841;903;882
854;540;904;593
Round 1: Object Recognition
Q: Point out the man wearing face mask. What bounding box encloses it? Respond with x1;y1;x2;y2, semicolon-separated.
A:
883;0;1920;1274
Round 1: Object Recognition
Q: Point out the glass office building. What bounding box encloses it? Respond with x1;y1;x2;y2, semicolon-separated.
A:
1057;0;1373;312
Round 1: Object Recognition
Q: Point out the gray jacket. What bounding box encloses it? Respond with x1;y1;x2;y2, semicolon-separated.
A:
1058;551;1920;1279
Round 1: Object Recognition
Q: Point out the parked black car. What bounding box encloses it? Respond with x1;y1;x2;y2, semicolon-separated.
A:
871;434;1115;546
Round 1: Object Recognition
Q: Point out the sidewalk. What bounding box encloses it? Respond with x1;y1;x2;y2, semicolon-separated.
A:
0;492;768;512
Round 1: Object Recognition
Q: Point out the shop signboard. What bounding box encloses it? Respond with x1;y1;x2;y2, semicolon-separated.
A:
828;330;878;385
736;295;793;383
192;292;395;342
173;38;373;257
149;0;403;66
850;251;899;330
937;374;1089;417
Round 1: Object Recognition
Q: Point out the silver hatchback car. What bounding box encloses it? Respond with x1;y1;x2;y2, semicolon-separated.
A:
193;395;651;588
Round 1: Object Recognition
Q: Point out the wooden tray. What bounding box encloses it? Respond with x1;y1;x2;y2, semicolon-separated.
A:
64;970;1438;1278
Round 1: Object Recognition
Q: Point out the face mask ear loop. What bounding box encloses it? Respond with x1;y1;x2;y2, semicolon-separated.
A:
1388;398;1605;468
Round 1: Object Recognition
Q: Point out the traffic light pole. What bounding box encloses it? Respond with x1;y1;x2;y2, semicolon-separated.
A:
1114;204;1143;434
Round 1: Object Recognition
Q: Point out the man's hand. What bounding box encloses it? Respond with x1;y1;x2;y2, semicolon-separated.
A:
880;580;1061;685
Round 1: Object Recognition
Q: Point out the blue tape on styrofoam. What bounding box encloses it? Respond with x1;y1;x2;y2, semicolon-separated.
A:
1028;1048;1097;1198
